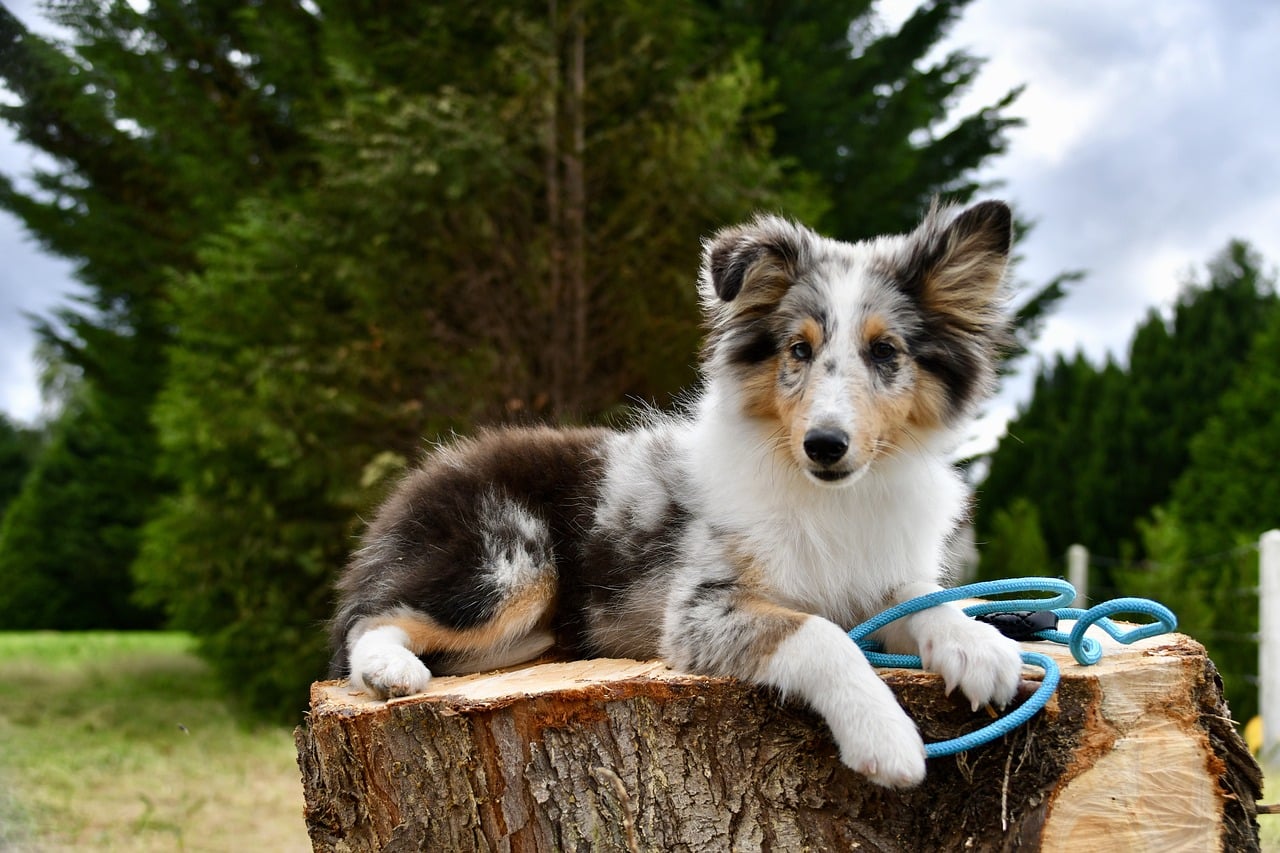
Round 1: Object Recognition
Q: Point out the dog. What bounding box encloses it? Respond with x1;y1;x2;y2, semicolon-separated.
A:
328;200;1024;788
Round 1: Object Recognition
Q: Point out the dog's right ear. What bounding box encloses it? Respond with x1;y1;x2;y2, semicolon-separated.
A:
701;215;808;304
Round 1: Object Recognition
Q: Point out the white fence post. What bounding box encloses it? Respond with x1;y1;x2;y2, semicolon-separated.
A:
1067;544;1088;610
1261;529;1280;763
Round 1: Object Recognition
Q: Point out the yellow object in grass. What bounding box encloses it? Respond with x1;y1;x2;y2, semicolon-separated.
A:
1244;715;1264;755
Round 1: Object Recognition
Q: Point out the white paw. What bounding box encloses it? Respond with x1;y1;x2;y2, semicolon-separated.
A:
918;618;1022;711
828;702;927;788
763;617;929;788
349;625;433;699
357;651;432;699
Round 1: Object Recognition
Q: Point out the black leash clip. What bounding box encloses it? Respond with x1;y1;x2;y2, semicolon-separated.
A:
974;610;1059;641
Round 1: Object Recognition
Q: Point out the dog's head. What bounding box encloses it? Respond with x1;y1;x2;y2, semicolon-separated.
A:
698;201;1011;486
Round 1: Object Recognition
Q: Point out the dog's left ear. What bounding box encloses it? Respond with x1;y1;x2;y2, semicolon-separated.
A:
904;200;1012;323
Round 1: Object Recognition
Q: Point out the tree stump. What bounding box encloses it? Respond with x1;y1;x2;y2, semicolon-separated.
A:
295;629;1264;851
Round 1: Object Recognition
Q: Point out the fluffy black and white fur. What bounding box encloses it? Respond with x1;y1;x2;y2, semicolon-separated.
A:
329;200;1023;788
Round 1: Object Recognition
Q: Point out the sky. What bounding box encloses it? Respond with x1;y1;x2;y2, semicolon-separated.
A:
2;0;1280;453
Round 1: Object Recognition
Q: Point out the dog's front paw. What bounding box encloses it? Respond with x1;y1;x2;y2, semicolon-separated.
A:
919;619;1022;712
828;703;927;788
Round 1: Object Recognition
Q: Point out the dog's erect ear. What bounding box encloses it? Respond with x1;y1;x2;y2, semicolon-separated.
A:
891;200;1012;425
904;200;1012;323
701;215;808;304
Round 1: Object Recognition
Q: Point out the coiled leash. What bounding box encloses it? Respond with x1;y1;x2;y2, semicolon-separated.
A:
847;578;1178;758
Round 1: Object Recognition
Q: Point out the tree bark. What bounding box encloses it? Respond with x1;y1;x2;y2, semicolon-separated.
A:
543;0;588;418
296;632;1263;852
543;0;565;416
564;0;587;411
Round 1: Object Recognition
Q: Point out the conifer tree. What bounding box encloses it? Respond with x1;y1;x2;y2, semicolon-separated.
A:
134;1;819;718
1160;296;1280;720
0;414;39;518
714;0;1022;240
977;241;1277;595
0;1;325;627
5;0;1038;716
980;497;1054;581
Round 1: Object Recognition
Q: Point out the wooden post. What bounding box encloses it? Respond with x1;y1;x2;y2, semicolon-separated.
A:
1067;544;1088;609
1261;529;1280;763
296;631;1264;851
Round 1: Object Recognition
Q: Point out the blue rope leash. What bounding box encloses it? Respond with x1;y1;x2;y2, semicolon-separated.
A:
847;578;1177;758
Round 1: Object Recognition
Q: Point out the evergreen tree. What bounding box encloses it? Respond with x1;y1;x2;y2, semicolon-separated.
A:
0;394;160;627
135;1;817;718
715;0;1023;241
977;241;1277;592
979;497;1053;580
1121;242;1276;528
1108;506;1215;673
975;352;1106;577
5;0;1043;717
0;1;326;627
1159;296;1280;720
0;414;40;519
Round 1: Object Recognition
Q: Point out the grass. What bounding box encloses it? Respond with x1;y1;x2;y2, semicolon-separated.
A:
0;632;310;852
1265;766;1280;852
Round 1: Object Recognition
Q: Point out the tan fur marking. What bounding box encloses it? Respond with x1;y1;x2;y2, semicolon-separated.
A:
741;356;783;420
798;316;825;350
730;547;809;669
741;597;809;665
778;381;814;468
860;391;895;461
745;317;824;431
369;576;555;659
862;314;890;344
905;371;949;432
732;260;793;315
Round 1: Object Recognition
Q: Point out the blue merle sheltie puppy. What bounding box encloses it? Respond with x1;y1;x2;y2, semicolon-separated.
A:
329;200;1023;788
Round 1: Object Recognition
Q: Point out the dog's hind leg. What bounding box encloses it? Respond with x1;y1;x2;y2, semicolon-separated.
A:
347;622;435;699
347;583;556;698
342;492;559;699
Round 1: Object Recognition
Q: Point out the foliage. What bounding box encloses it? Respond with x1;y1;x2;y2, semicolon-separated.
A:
134;2;815;718
0;397;158;628
1108;507;1216;656
716;0;1023;241
0;414;40;519
1158;302;1280;719
0;1;325;628
978;241;1279;719
977;241;1278;595
978;497;1054;581
5;1;1034;717
976;351;1111;576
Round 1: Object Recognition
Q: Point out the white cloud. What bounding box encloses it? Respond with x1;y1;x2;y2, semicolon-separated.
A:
916;0;1280;453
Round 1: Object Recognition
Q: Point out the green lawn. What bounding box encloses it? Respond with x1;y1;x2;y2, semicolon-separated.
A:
1265;768;1280;852
0;632;309;851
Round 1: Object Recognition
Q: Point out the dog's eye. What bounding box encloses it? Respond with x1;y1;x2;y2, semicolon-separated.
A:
869;340;897;363
790;341;814;362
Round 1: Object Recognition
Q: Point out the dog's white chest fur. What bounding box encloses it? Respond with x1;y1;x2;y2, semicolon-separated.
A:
678;385;968;626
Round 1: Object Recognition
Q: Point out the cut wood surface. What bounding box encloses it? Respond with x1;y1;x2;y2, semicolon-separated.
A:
296;626;1264;852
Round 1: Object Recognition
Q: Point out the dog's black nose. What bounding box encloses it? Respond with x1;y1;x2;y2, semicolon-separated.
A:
803;428;849;465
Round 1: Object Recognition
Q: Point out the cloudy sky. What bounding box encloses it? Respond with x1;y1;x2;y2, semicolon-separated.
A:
2;1;1279;452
